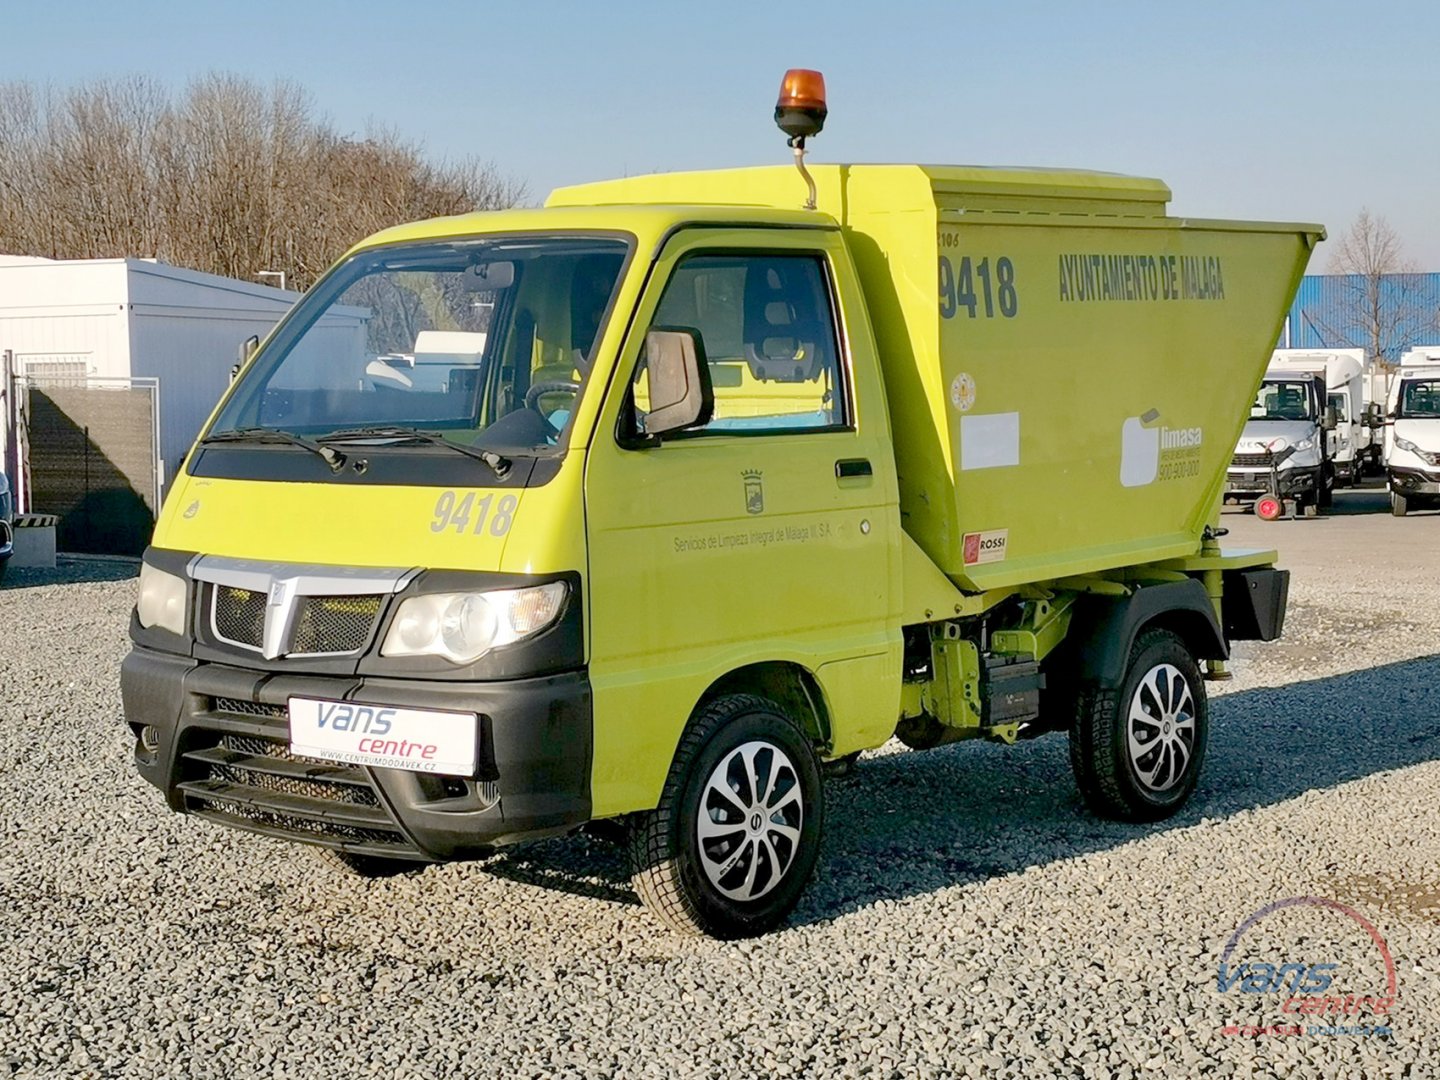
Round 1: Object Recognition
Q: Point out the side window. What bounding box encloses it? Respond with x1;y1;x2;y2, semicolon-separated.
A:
639;252;848;435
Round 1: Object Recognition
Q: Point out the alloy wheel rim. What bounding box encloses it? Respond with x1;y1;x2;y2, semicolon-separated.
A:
1126;663;1196;793
696;740;803;901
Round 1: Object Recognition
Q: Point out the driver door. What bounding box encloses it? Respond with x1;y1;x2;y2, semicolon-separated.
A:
582;228;900;815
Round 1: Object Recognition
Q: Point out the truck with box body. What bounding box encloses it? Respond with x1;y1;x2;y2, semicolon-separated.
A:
1225;350;1358;517
120;74;1319;936
1386;348;1440;516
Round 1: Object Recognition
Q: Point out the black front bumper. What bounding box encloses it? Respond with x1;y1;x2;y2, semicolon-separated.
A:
121;647;593;861
1225;463;1319;499
1389;467;1440;499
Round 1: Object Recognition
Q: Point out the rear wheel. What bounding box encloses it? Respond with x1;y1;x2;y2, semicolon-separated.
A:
629;694;823;938
1070;629;1209;822
1392;491;1409;517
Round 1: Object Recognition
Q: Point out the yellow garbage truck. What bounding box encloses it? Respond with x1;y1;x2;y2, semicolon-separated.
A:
122;73;1321;937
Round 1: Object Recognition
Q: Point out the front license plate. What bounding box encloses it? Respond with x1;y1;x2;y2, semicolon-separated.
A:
288;697;477;775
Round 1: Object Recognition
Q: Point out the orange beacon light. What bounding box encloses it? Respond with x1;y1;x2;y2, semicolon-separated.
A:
774;69;827;141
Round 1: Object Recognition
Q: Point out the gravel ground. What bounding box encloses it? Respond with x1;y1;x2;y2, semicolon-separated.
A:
1;485;1437;1078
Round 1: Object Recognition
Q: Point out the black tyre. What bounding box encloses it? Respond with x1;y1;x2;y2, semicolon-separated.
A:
1069;629;1209;823
628;694;823;939
1318;468;1334;508
1392;491;1409;517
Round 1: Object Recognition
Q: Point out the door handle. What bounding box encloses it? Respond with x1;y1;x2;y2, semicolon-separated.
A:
835;458;872;479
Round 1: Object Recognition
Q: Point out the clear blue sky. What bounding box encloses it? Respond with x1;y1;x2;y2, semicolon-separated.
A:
9;0;1439;267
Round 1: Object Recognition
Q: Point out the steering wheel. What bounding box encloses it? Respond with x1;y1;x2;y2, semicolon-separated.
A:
524;380;581;413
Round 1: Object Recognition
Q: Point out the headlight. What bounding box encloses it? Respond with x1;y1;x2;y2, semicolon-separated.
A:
1294;437;1314;451
381;583;567;664
1396;436;1421;454
136;564;188;635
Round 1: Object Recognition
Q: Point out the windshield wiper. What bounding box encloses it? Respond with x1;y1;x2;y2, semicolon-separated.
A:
202;427;346;472
318;425;512;480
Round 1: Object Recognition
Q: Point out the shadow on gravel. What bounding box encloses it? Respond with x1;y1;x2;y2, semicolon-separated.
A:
467;654;1440;926
0;557;139;590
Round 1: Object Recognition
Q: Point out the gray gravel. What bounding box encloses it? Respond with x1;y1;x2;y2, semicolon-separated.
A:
1;490;1437;1078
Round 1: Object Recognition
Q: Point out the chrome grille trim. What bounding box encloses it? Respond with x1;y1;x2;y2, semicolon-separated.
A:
190;556;417;660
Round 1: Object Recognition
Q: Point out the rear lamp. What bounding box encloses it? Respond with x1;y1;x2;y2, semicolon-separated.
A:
774;68;827;141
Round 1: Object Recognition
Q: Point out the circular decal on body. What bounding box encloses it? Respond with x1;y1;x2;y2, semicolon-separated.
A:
950;372;976;413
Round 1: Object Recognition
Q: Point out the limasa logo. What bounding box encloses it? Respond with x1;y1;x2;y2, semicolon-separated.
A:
1216;896;1397;1038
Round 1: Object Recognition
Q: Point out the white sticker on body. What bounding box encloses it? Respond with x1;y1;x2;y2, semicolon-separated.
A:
959;411;1020;471
1120;409;1162;487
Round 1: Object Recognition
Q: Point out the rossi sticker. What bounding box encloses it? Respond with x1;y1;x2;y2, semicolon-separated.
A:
963;529;1009;566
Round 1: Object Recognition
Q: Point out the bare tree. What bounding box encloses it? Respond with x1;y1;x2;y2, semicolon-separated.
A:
1322;210;1436;365
0;74;524;290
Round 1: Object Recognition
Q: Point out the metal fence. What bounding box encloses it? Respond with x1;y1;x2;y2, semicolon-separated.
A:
8;366;161;556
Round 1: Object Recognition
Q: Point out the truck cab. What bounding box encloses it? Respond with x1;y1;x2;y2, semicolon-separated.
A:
1386;348;1440;516
1227;349;1366;515
1227;371;1331;513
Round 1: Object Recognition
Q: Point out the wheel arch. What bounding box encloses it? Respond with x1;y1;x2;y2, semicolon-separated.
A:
698;661;832;752
1070;579;1227;689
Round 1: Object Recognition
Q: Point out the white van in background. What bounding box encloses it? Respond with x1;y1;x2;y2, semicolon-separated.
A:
1387;348;1440;516
1227;352;1348;516
1270;350;1368;486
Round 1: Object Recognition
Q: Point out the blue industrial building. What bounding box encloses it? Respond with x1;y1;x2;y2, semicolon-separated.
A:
1281;273;1440;362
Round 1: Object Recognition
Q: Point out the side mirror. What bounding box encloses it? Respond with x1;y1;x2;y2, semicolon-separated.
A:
640;327;713;438
1322;405;1338;431
234;335;259;383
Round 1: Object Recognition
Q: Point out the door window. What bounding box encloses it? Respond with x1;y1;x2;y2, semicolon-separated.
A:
636;252;848;435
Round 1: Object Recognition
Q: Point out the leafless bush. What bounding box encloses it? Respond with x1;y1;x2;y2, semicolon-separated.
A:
1324;209;1435;364
0;74;524;290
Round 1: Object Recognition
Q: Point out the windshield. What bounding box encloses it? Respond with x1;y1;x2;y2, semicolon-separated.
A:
1398;379;1440;419
1250;380;1316;421
210;235;630;452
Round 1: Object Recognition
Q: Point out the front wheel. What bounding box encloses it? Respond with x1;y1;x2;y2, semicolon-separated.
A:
628;694;823;938
1070;629;1209;823
1392;491;1409;517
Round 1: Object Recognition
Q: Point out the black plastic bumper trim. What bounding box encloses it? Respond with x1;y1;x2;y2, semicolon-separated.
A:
122;647;593;859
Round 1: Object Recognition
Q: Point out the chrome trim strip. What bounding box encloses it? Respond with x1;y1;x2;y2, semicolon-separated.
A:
191;556;418;660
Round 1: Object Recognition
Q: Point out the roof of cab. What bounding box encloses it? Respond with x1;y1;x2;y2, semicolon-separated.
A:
550;163;1173;209
349;203;837;257
347;162;1182;258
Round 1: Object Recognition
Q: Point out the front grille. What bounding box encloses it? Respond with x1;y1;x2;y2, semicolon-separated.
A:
211;697;287;719
1231;453;1277;468
208;586;383;657
179;718;423;859
291;595;381;654
213;586;266;649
